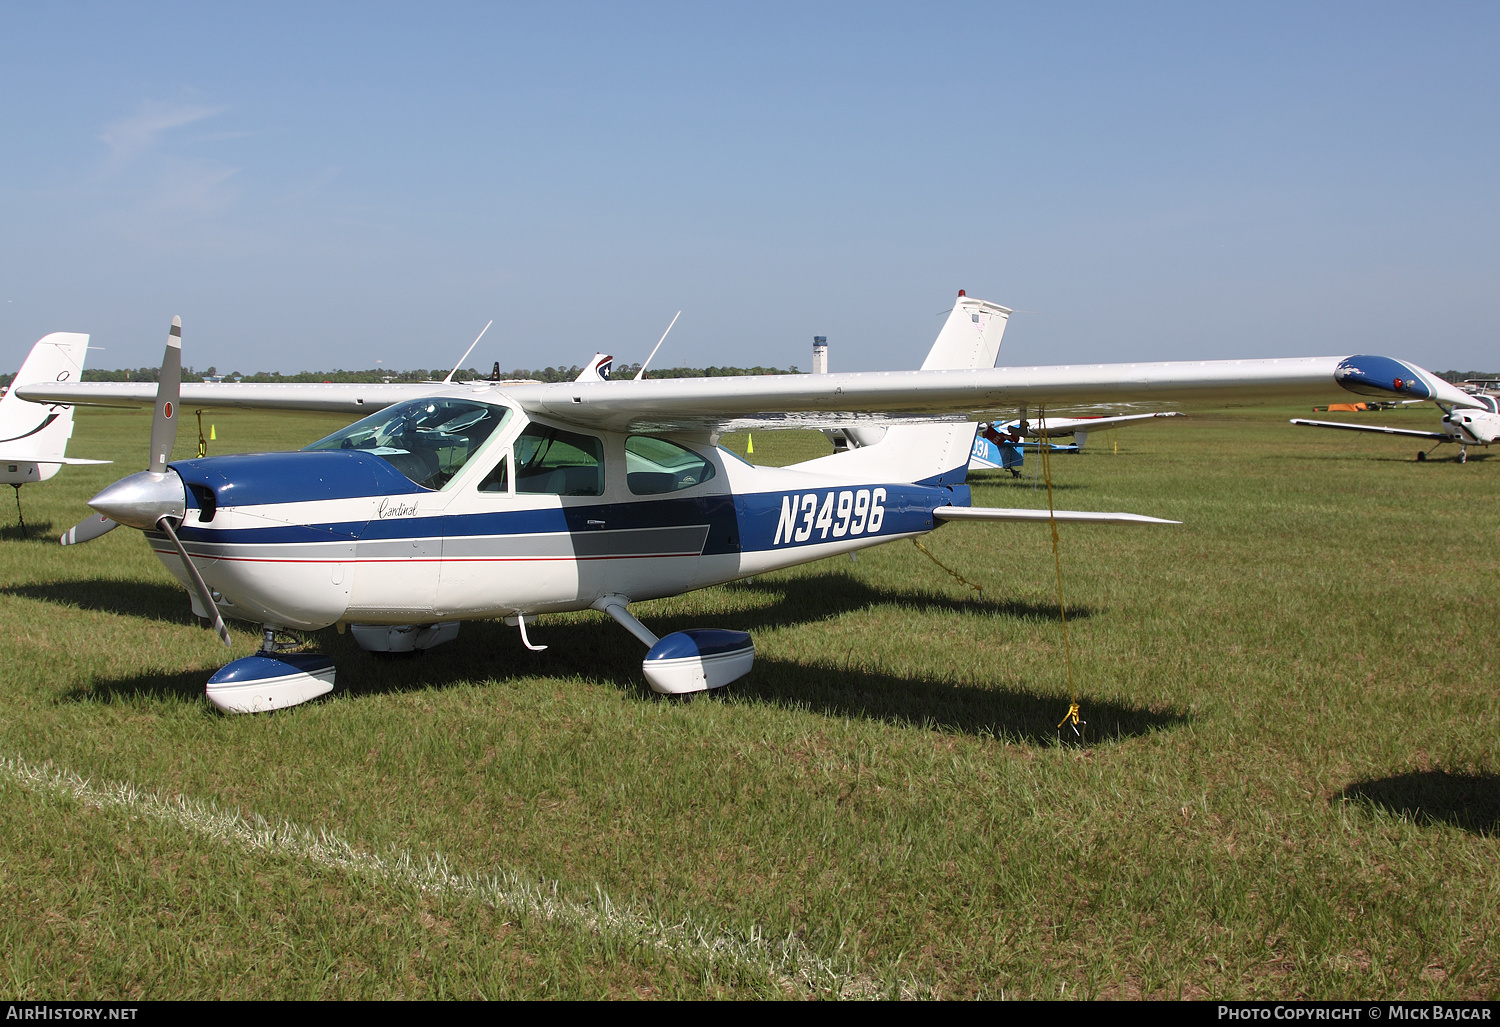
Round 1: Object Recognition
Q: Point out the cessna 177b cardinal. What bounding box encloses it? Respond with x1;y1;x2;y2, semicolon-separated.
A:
19;293;1474;714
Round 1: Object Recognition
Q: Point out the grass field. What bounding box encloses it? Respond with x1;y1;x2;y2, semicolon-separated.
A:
0;403;1496;999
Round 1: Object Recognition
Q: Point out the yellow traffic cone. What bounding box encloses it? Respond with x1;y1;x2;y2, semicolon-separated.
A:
746;433;754;455
210;425;217;440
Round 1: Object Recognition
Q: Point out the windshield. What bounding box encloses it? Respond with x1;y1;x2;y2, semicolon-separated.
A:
304;398;512;490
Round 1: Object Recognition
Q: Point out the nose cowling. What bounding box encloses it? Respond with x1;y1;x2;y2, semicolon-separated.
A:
87;469;187;529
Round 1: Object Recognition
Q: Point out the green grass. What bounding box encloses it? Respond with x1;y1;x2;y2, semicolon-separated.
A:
0;404;1496;999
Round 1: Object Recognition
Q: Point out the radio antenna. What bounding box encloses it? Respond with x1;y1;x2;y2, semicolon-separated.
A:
634;311;681;381
443;320;493;384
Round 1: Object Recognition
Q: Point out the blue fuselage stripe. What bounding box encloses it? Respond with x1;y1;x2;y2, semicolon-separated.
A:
173;484;957;554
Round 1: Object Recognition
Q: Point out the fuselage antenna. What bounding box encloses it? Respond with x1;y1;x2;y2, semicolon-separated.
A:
443;320;494;384
634;311;681;381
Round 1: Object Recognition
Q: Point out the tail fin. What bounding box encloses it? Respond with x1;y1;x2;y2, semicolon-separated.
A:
0;332;90;480
793;295;1011;486
575;353;614;382
920;293;1012;372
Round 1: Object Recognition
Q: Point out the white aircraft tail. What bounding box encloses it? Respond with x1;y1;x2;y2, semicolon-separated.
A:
575;353;614;382
919;293;1012;372
794;294;1011;485
0;332;90;480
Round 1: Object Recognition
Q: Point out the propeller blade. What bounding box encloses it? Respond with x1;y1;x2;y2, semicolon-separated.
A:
148;316;183;473
59;513;119;546
156;515;231;647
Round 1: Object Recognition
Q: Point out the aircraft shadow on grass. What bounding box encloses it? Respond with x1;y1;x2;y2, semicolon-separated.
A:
966;471;1088;491
1337;770;1500;837
10;571;1087;637
2;579;198;627
54;573;1179;744
714;571;1091;628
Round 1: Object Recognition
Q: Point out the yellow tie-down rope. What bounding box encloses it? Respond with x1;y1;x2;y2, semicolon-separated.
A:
910;537;984;599
1036;407;1086;745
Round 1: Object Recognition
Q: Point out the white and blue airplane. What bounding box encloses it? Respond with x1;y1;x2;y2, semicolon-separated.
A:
19;293;1471;714
0;331;111;533
1291;378;1500;463
968;411;1184;476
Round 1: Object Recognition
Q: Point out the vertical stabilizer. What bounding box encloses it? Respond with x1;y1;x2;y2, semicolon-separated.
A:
0;332;90;480
793;294;1011;486
574;353;614;382
921;294;1012;372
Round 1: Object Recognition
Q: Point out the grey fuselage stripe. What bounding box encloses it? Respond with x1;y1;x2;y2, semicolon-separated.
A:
159;525;712;563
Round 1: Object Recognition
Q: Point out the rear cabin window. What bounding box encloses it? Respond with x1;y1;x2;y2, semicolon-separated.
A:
625;436;716;495
515;424;604;496
304;399;511;491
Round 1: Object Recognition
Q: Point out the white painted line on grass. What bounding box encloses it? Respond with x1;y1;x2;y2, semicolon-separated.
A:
0;753;898;998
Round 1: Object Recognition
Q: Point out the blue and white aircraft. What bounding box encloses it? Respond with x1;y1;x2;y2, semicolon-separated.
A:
968;411;1184;476
21;294;1469;714
0;331;110;532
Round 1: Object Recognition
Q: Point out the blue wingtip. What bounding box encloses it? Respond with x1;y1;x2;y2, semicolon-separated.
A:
1335;355;1431;400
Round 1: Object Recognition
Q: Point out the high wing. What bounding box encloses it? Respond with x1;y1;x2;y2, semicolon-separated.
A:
20;357;1350;432
507;356;1461;434
15;356;1450;435
11;380;448;414
1289;418;1449;441
17;293;1481;434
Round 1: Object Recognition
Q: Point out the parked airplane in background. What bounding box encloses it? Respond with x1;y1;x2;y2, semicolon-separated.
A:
19;294;1477;714
0;332;110;533
969;411;1183;476
1291;366;1500;463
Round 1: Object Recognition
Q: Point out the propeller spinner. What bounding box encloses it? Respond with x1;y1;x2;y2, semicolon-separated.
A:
59;317;231;647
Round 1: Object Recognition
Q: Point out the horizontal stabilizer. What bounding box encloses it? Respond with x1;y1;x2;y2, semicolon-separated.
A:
1290;419;1448;441
1028;410;1183;437
934;506;1178;526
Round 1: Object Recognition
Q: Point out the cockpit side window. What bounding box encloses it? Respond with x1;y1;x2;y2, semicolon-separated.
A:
625;436;716;494
303;399;512;491
515;424;604;496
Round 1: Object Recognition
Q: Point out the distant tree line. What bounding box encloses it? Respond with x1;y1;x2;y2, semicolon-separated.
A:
1437;370;1500;383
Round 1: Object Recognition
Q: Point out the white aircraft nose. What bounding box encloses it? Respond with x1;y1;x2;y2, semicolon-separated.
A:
87;469;187;530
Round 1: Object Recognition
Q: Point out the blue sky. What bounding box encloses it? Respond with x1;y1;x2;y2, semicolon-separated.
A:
2;2;1497;375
